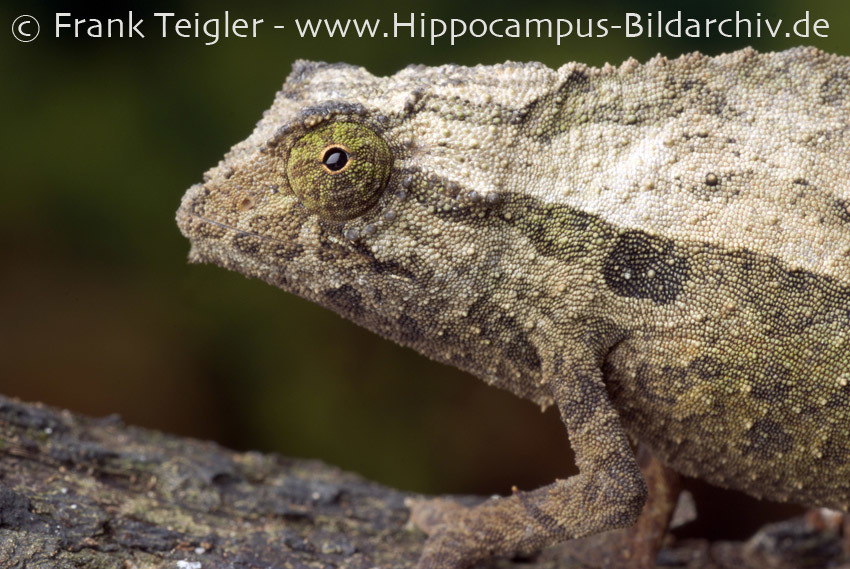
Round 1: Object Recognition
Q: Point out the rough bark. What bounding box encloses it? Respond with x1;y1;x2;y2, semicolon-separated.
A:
0;395;845;569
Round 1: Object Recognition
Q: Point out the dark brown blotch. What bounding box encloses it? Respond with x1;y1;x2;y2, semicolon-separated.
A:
271;244;303;261
738;255;819;338
316;233;351;263
687;355;724;383
397;314;423;343
233;234;263;255
561;368;606;430
744;418;793;458
782;268;815;294
820;71;850;105
465;298;541;374
671;76;729;117
602;231;689;305
504;330;541;373
833;199;850;224
633;364;679;404
323;284;363;317
353;243;416;280
827;381;850;409
520;69;593;141
750;362;793;402
821;434;849;466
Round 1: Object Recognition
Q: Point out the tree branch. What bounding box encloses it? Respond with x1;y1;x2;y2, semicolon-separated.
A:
0;395;843;569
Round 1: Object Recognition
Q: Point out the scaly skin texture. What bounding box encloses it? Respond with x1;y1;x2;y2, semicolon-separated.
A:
177;47;850;568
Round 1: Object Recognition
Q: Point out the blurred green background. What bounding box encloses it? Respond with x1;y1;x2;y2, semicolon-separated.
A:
3;0;848;540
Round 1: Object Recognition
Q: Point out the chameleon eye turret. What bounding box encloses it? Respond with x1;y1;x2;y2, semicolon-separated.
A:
286;122;392;221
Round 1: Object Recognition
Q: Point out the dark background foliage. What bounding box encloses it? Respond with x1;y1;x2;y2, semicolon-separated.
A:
3;0;847;540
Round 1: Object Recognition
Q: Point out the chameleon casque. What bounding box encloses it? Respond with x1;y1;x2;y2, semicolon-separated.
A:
177;46;850;567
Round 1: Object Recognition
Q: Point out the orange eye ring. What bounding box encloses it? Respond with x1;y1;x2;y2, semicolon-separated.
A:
321;145;352;174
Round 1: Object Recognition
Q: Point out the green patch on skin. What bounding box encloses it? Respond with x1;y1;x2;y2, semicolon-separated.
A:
286;121;392;221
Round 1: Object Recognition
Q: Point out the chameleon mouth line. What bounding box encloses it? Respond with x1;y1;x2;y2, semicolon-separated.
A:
182;208;278;243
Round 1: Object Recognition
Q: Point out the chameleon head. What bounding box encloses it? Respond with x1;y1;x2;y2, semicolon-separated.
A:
176;61;552;399
175;89;407;307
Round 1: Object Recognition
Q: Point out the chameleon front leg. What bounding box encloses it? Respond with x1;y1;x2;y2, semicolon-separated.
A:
410;354;648;568
558;445;682;569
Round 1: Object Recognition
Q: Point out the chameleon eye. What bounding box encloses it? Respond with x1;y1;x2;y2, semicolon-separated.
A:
286;122;392;221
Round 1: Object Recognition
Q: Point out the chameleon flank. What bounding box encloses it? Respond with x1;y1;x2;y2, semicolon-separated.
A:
178;47;850;568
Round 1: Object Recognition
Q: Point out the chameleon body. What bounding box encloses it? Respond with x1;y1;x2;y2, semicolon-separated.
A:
177;47;850;567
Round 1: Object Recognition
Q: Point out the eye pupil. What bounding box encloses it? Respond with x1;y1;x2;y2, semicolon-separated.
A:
322;147;349;172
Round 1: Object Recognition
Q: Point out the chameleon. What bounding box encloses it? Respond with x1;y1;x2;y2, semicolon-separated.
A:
177;46;850;568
